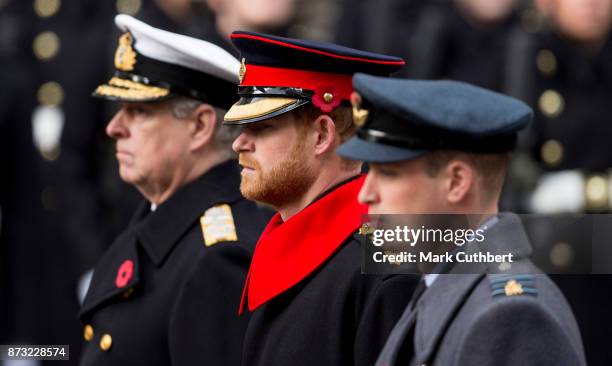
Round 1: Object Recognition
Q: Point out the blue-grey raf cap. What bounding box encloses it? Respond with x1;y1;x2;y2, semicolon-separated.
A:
337;74;533;163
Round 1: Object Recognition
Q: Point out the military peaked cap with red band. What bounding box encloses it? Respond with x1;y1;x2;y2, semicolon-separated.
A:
223;31;405;125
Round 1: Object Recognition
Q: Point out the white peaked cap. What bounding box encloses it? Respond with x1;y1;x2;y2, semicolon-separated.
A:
115;14;239;83
93;14;239;105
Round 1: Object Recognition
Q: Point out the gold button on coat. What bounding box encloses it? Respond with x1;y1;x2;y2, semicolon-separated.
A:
585;175;609;210
100;334;113;351
538;90;564;118
116;0;141;15
536;49;557;77
34;0;61;18
540;139;563;167
83;324;94;341
37;81;64;106
33;31;60;60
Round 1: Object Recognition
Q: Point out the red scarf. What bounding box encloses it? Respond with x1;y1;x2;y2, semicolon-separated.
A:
239;176;367;314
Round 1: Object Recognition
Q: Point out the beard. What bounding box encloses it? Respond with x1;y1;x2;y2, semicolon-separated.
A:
238;140;316;209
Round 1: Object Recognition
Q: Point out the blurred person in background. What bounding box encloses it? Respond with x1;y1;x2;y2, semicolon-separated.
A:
334;0;425;52
78;15;270;365
333;0;522;92
205;0;297;41
203;0;337;43
0;1;113;364
0;57;38;349
401;0;522;91
518;0;612;214
507;1;612;365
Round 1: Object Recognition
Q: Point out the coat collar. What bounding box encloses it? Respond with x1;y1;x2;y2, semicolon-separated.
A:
239;175;367;313
473;212;532;261
79;160;243;319
413;212;534;364
413;274;483;364
135;160;243;267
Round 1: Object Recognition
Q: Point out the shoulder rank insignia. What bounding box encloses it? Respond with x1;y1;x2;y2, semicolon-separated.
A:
489;274;538;297
200;204;238;246
115;32;137;72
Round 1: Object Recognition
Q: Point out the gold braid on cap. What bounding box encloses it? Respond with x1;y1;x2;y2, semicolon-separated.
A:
94;77;169;100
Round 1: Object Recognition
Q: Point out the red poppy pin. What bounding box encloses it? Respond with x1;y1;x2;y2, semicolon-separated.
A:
115;259;134;288
312;86;341;113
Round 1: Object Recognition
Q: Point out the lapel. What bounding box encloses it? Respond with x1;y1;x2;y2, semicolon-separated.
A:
413;274;484;364
79;160;242;319
79;228;142;318
376;304;419;366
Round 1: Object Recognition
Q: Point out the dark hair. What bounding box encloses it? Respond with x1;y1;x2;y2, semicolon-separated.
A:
423;150;512;198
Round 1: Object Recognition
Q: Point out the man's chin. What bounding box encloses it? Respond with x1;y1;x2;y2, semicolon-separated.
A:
118;167;140;186
366;206;380;215
239;178;280;207
239;180;262;202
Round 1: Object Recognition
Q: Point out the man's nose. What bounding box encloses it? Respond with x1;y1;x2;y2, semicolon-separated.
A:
232;130;254;153
358;173;379;206
106;108;129;139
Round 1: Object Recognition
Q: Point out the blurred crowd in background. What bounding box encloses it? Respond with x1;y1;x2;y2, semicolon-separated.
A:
0;0;611;365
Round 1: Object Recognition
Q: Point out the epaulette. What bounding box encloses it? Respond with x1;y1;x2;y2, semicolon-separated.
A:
200;203;238;246
489;274;538;297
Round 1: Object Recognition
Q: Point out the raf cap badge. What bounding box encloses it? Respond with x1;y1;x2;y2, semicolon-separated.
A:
115;32;137;72
351;92;369;127
200;204;238;246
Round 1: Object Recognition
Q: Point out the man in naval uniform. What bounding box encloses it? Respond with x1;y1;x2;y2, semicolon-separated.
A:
222;31;418;366
78;15;270;365
337;74;586;366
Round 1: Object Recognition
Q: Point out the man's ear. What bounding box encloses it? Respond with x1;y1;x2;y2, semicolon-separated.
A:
443;159;474;204
189;104;217;151
312;114;337;156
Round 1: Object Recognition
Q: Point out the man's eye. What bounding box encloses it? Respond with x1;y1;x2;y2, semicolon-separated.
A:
256;123;272;131
247;123;272;134
125;105;146;115
379;169;398;177
374;166;399;177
